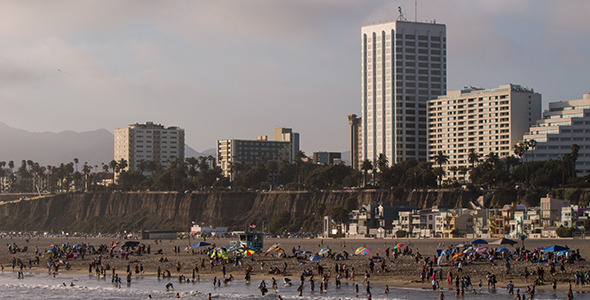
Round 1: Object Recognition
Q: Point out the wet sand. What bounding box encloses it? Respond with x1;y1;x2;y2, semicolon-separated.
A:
2;236;590;294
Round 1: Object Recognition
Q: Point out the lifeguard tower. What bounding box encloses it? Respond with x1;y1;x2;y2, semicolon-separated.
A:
239;232;264;252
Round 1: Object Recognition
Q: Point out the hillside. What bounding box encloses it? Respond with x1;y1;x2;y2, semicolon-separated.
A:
0;122;205;166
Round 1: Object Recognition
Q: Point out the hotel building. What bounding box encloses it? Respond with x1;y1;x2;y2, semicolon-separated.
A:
361;20;446;165
217;131;294;180
523;93;590;175
114;122;185;173
428;84;541;178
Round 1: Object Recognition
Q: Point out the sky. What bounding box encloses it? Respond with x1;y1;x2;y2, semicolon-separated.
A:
1;0;589;154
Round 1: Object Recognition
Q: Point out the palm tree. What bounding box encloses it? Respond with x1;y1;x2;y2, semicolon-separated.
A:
504;156;520;173
109;160;118;183
468;149;480;169
570;144;580;185
434;151;449;187
458;166;469;183
361;159;373;187
448;166;458;181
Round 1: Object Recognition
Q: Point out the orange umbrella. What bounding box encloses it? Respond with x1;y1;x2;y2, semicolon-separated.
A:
452;253;465;259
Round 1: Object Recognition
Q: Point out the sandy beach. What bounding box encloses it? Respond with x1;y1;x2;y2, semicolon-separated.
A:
2;235;590;296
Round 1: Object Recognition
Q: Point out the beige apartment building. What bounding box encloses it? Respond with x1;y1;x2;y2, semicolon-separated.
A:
361;20;446;165
428;84;541;179
114;122;185;173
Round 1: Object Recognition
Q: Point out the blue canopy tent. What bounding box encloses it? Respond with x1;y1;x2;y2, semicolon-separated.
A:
191;242;211;248
541;245;569;252
471;239;488;245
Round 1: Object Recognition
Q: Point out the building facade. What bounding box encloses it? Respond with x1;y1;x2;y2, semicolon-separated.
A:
523;93;590;175
114;122;185;173
361;20;446;165
428;84;541;179
312;152;342;165
217;135;291;180
274;128;300;162
348;114;363;170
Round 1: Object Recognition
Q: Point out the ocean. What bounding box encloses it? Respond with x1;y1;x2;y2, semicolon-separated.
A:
0;271;570;299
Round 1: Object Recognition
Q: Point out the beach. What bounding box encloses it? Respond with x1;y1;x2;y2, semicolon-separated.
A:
2;235;590;298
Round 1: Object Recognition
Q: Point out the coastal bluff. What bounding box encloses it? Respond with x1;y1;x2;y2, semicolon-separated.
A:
0;190;483;233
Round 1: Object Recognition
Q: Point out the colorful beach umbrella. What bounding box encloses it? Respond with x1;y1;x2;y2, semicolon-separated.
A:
354;247;367;255
393;243;405;249
266;243;281;253
359;248;371;255
476;247;488;254
42;251;53;259
318;248;330;255
244;249;255;257
452;253;465;259
496;248;509;253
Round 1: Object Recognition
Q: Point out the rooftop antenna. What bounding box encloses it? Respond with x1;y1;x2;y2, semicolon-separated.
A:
415;0;417;22
397;6;406;21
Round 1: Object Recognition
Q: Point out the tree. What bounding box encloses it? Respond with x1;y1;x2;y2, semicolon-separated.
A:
468;149;480;170
361;159;373;187
433;151;449;187
570;144;580;185
330;207;350;224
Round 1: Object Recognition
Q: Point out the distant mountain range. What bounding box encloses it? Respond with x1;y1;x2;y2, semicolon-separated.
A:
0;121;213;167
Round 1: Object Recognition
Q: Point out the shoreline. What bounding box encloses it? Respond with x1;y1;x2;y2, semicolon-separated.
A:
3;236;590;296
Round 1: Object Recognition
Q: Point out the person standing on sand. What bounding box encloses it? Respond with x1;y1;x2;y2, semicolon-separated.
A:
440;291;445;300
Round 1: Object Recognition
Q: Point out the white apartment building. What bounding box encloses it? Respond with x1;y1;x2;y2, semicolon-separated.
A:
428;84;541;179
361;20;446;165
114;122;184;173
523;93;590;175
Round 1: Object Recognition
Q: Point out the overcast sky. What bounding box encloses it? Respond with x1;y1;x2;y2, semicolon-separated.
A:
1;0;589;153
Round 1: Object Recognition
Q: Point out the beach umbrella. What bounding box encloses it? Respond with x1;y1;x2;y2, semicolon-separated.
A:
48;247;58;252
275;248;284;253
452;253;465;259
318;248;330;255
393;243;405;249
496;248;509;253
476;247;488;254
266;243;281;253
295;250;312;255
309;255;323;261
463;248;475;254
111;241;120;248
489;238;517;246
72;244;82;249
359;248;371;255
471;239;488;245
8;243;15;247
541;245;569;252
42;251;53;259
355;247;367;255
244;249;255;257
191;241;211;248
451;243;467;248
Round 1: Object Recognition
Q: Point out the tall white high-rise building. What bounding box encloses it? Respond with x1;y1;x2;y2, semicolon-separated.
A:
362;20;446;165
114;122;185;173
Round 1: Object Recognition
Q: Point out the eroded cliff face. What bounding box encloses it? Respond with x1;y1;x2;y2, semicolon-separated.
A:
0;190;481;233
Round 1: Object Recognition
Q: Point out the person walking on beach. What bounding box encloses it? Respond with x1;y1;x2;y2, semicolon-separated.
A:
439;291;445;300
507;280;514;295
